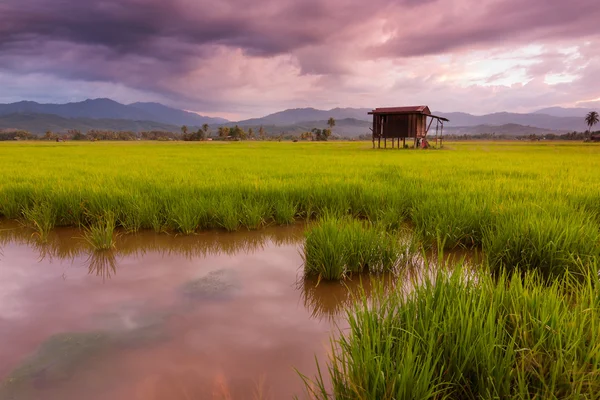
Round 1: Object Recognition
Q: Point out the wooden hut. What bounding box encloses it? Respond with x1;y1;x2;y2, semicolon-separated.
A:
368;106;449;149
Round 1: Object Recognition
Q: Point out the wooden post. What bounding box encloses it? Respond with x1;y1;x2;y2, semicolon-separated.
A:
372;116;375;149
402;137;405;148
384;137;387;148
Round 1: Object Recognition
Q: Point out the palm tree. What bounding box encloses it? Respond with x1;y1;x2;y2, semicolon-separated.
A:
585;111;599;137
181;125;188;135
202;124;209;133
327;117;336;130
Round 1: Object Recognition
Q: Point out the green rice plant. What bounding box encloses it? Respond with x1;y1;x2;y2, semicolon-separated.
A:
83;212;117;251
484;210;600;279
303;218;348;281
1;140;600;276
22;201;56;242
118;200;145;233
303;216;404;281
50;187;86;227
411;193;492;249
273;196;297;225
215;197;240;232
0;184;34;219
241;199;272;230
168;198;204;234
301;263;600;399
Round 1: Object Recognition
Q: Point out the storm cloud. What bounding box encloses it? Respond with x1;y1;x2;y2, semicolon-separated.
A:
1;0;599;117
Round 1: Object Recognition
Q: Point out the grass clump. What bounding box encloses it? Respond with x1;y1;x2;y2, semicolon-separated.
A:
83;213;117;250
241;199;272;230
303;216;404;281
273;196;297;225
22;201;56;242
484;211;600;279
302;265;600;399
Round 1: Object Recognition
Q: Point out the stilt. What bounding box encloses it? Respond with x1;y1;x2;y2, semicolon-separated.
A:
402;137;405;149
384;137;387;148
378;136;381;149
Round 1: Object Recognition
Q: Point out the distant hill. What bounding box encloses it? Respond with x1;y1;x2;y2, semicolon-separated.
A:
235;107;372;126
129;102;228;125
0;113;180;134
433;111;586;131
236;106;588;132
533;107;595;118
0;98;594;136
0;99;228;126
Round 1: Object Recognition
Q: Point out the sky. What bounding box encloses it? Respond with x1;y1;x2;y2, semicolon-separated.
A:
1;0;599;120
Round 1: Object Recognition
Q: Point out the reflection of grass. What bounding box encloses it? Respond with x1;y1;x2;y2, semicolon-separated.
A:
301;275;395;321
0;223;302;260
301;278;353;320
86;250;118;282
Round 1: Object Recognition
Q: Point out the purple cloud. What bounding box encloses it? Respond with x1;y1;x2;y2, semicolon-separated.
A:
0;0;599;117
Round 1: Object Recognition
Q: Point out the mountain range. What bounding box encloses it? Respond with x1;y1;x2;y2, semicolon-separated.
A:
0;98;227;127
0;98;594;136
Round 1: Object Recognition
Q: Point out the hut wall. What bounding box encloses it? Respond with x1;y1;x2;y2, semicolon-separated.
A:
371;112;431;140
382;114;410;138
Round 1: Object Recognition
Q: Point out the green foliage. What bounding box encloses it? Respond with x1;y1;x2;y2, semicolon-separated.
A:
273;196;297;225
585;111;599;132
303;216;407;281
311;128;331;141
22;201;56;242
483;210;600;279
83;212;117;250
302;264;600;399
0;141;599;276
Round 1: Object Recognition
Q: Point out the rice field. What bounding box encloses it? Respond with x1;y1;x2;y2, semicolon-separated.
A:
2;140;600;398
2;141;598;274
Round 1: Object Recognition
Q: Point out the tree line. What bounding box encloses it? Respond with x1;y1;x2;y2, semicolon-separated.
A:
0;117;341;142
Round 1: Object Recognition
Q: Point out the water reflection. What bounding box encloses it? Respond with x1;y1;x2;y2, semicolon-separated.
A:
300;275;395;321
86;251;118;282
0;221;304;281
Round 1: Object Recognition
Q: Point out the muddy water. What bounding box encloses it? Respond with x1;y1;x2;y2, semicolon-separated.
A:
0;223;374;400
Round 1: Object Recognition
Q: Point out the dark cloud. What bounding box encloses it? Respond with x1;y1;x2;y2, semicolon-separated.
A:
0;0;599;115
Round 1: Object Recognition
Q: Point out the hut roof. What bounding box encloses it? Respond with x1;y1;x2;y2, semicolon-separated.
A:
368;105;449;122
370;106;430;114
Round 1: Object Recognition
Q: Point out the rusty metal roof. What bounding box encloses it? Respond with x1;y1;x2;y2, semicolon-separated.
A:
368;106;449;122
369;106;430;114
